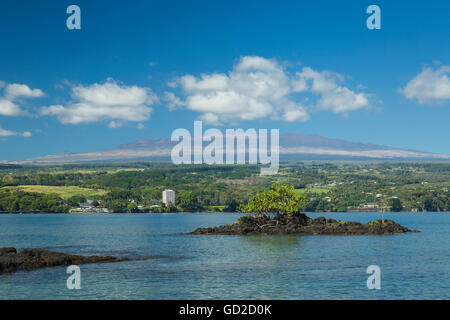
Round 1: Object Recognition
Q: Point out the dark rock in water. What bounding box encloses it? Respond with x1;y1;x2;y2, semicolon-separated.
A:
0;248;129;274
188;213;420;236
0;247;17;256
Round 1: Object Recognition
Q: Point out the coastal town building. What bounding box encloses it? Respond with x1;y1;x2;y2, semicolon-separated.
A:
69;199;109;213
69;207;109;213
162;189;175;206
79;200;94;208
361;203;378;209
347;203;379;212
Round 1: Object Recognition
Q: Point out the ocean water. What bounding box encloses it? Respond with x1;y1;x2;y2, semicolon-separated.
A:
0;212;449;300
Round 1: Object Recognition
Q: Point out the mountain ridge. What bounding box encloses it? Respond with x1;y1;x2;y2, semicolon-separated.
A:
6;132;450;164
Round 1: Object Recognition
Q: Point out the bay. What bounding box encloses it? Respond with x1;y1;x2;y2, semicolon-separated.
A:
0;212;449;299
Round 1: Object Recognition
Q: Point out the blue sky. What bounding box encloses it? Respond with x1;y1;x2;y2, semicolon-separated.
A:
0;0;449;160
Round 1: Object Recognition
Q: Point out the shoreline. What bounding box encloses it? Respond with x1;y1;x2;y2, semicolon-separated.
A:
1;211;449;215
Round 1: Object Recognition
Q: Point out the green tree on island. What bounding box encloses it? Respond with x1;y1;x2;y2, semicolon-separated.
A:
239;184;306;217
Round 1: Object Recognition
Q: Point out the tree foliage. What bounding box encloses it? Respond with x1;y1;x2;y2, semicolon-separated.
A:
239;184;306;217
178;191;199;212
0;162;449;213
390;198;403;212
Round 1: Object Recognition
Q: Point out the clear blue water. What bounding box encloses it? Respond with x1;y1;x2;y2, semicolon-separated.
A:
0;212;449;300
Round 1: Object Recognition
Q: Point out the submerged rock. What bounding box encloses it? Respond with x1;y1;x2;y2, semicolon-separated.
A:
0;248;129;274
188;213;420;235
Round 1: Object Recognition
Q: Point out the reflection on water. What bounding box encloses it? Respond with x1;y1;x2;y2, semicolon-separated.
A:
242;234;301;248
239;235;302;259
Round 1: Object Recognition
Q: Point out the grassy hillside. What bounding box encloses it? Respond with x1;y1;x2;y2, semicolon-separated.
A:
4;185;108;200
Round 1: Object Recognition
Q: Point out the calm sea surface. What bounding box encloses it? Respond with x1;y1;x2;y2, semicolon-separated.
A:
0;212;449;299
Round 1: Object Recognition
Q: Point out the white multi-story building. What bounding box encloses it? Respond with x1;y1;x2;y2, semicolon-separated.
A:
162;189;175;206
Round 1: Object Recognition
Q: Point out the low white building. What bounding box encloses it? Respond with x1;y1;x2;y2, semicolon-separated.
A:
162;189;175;206
361;203;378;209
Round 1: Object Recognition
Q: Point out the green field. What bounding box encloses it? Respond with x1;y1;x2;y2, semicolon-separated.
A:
3;185;108;200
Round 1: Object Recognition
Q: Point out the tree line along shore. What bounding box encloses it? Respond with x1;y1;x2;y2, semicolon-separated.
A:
0;162;449;213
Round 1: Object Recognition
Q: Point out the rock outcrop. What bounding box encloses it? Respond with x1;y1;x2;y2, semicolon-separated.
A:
188;213;419;235
0;247;129;274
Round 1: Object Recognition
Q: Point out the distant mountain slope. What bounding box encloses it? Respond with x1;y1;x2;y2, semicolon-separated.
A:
279;132;395;151
8;132;450;164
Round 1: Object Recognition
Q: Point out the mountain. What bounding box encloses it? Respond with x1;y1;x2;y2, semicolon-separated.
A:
8;132;450;164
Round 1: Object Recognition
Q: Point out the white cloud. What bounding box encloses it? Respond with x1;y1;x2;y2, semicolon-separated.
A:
0;99;21;116
293;67;370;113
137;123;146;130
5;84;44;100
0;83;44;116
166;56;371;124
400;66;450;104
0;126;32;137
41;80;158;125
163;92;184;111
282;108;310;122
0;127;17;137
167;81;177;88
198;113;222;126
108;121;124;128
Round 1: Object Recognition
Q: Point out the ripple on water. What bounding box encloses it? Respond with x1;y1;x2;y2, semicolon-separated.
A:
0;212;449;299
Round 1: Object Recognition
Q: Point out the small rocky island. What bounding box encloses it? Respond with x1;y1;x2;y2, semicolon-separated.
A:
190;184;419;236
0;247;133;274
188;212;419;235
